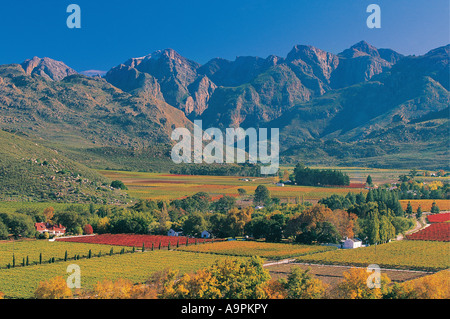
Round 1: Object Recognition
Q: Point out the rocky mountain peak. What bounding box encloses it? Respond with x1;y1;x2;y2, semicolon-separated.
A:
21;56;77;81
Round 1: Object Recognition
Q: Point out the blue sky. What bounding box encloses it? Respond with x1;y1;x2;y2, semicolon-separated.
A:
0;0;448;72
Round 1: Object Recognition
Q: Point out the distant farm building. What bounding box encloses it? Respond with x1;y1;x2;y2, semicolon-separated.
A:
341;238;362;249
35;223;66;236
167;229;183;237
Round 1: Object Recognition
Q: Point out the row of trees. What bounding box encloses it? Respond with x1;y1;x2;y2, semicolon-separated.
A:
169;163;263;177
292;163;350;186
393;180;449;200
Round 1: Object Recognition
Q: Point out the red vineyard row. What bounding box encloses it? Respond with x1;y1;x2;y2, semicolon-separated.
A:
406;223;450;242
56;234;223;248
427;212;450;223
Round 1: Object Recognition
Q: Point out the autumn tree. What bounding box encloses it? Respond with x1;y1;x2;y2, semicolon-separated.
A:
226;207;253;237
84;278;155;299
282;267;326;299
34;276;73;299
83;224;94;235
43;207;54;223
285;204;340;243
158;257;271;299
337;268;390;299
387;270;450;299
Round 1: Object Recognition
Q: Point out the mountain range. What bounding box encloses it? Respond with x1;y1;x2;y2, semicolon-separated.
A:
0;41;448;171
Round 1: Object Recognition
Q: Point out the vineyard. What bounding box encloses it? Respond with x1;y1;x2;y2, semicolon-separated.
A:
427;212;450;223
399;200;450;212
294;240;450;271
177;240;337;259
406;223;450;242
0;240;132;268
56;234;221;248
0;250;245;299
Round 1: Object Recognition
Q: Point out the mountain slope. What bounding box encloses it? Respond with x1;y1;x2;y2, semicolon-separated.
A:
103;42;403;128
21;57;78;81
0;130;128;203
270;45;449;169
0;62;193;171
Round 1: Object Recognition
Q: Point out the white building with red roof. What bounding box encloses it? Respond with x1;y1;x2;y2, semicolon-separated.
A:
35;222;66;236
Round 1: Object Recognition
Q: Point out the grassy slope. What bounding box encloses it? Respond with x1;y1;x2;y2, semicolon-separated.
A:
0;130;128;204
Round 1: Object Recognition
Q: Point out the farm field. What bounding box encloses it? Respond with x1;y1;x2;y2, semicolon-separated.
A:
286;166;449;185
177;240;337;259
0;239;132;268
0;250;246;299
294;240;450;271
99;170;367;202
427;212;450;223
399;200;450;212
56;234;220;248
406;223;450;242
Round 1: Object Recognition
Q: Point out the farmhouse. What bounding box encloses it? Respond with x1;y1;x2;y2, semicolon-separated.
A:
341;238;362;249
35;222;66;236
168;229;183;237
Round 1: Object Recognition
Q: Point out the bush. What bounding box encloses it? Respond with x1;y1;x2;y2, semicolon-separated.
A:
111;180;128;190
34;276;73;299
83;224;94;235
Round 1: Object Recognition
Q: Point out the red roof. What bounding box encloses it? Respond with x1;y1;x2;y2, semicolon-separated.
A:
35;223;47;231
35;222;66;233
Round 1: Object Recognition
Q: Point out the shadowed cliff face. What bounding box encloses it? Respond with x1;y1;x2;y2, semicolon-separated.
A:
103;41;405;129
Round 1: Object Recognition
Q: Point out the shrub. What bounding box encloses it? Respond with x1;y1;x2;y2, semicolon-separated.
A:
34;276;73;299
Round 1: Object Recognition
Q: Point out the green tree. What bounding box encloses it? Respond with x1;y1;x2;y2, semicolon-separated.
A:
416;206;423;219
0;220;8;240
182;213;207;237
7;214;35;238
110;180;128;190
254;185;271;206
366;175;373;186
430;202;440;214
405;201;413;216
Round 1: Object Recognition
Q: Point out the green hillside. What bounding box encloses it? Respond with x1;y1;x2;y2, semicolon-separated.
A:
0;130;129;203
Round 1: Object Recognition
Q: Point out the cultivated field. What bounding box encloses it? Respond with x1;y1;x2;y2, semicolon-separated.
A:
399;199;450;212
406;223;450;241
0;250;246;299
56;234;221;248
0;239;132;268
99;170;367;202
177;240;337;259
294;240;450;271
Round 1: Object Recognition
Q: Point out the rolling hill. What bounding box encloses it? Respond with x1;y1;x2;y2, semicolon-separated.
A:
0;130;128;203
